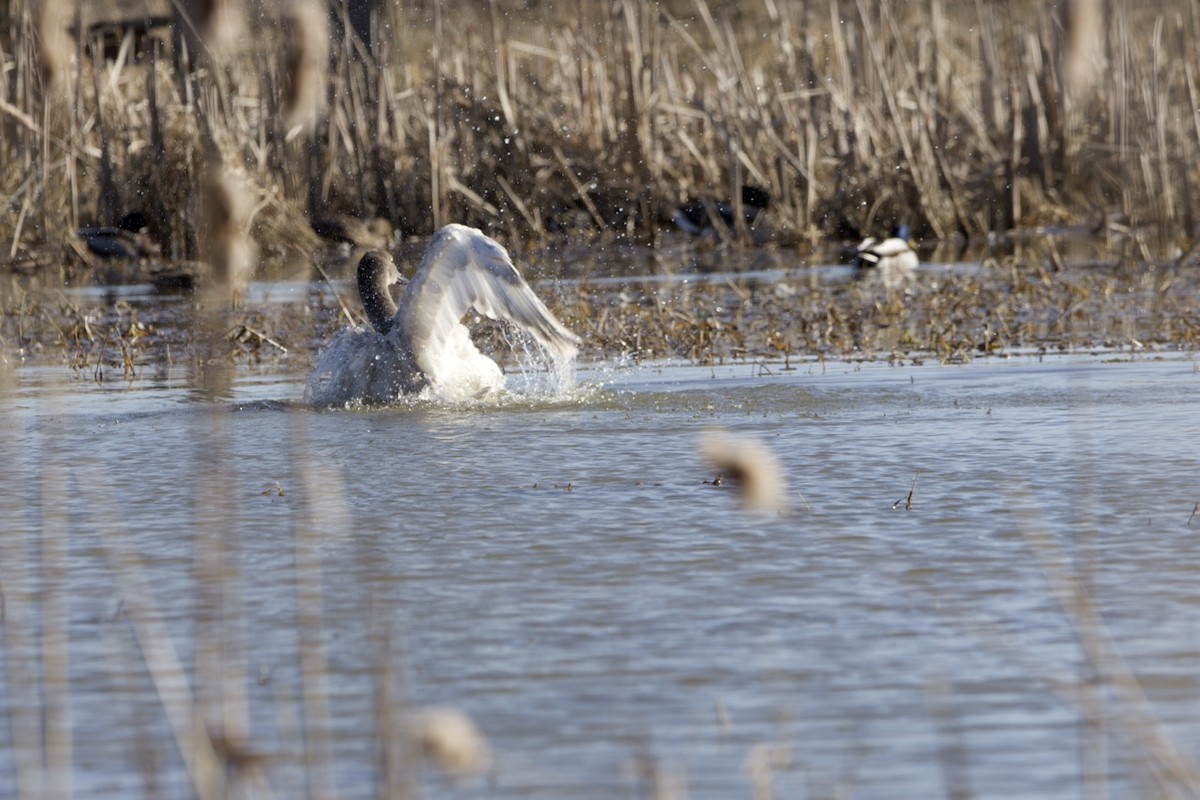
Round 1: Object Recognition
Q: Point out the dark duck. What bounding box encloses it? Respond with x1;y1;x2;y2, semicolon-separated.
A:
672;186;770;237
77;211;161;261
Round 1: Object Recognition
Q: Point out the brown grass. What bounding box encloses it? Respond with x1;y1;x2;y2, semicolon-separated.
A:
3;0;1200;280
2;1;1199;376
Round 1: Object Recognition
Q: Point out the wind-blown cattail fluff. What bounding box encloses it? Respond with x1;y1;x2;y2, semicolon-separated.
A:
282;0;329;131
408;707;491;777
700;429;789;515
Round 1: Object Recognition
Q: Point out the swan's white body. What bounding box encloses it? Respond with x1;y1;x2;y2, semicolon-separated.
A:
305;224;580;407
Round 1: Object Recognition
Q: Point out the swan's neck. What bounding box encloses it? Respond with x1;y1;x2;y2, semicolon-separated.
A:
357;253;399;334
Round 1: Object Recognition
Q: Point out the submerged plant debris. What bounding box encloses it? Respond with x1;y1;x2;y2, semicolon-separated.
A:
3;244;1197;385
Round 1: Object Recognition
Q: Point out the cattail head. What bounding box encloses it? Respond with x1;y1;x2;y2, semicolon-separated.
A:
700;429;788;515
282;0;329;131
408;707;491;777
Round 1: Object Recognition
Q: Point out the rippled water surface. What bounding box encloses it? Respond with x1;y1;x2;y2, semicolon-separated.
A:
3;352;1200;798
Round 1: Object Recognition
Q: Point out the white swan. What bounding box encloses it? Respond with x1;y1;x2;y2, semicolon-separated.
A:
305;224;580;407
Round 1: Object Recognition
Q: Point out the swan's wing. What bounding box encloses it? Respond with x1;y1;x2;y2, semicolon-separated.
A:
393;224;581;363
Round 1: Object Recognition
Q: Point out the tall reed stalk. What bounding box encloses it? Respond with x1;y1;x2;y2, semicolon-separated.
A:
2;0;1199;271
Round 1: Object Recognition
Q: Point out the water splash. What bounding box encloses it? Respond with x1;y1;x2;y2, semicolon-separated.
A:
501;328;578;398
305;324;587;410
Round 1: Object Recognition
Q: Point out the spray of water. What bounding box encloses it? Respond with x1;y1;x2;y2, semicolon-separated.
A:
305;324;586;410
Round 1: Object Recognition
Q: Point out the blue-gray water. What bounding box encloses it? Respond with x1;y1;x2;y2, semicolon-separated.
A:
3;352;1200;798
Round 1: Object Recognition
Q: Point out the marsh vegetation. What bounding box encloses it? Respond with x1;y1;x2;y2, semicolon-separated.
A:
4;0;1200;264
4;4;1200;797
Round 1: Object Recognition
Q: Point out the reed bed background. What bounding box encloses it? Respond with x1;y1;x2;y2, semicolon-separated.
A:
4;0;1200;277
3;0;1200;375
5;4;1200;797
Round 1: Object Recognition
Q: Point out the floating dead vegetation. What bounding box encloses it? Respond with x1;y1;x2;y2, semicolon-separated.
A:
893;474;919;511
5;247;1198;388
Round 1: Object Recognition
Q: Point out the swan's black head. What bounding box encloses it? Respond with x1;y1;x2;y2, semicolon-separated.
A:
357;250;402;335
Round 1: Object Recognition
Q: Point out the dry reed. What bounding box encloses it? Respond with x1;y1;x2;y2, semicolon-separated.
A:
4;7;1200;796
280;0;328;133
3;0;1200;278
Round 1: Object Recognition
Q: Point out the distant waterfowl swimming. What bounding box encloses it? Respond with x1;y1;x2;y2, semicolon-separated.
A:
672;186;771;237
853;224;919;280
77;211;161;260
305;224;580;407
